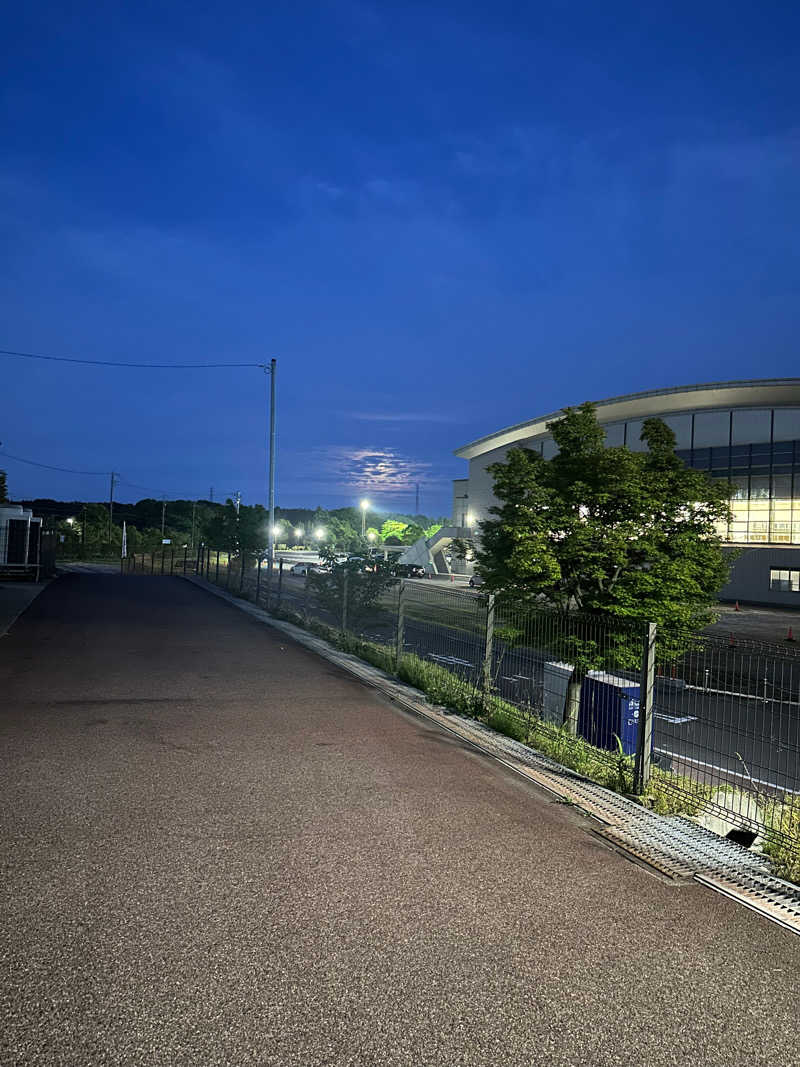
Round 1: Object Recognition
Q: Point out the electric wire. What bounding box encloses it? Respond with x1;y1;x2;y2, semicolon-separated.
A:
0;451;110;476
0;347;267;369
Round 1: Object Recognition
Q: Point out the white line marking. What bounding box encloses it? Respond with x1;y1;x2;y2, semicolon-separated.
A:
655;748;800;794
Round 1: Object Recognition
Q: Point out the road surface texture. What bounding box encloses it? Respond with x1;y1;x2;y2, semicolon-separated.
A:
1;574;799;1067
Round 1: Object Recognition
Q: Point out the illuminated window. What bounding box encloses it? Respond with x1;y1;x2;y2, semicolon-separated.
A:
770;569;800;592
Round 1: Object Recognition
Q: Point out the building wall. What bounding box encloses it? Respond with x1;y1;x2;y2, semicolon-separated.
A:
455;385;800;605
451;479;469;526
721;546;800;607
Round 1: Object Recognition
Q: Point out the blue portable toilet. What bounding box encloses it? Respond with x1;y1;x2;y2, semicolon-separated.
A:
578;671;642;756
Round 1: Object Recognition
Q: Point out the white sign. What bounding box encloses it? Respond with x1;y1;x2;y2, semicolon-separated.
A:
162;538;171;545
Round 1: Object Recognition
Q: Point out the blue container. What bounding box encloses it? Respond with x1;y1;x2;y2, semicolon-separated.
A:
578;672;642;756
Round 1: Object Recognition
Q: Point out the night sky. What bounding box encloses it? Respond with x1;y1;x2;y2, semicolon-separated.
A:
3;1;799;517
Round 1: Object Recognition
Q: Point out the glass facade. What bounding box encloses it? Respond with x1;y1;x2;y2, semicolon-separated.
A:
673;409;800;544
541;406;800;545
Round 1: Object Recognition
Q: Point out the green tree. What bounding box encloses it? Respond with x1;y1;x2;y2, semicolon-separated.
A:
309;548;396;631
476;404;733;726
478;403;731;631
401;522;425;544
380;519;408;542
423;523;442;539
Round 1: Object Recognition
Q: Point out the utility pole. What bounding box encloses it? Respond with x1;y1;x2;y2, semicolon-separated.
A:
415;483;420;514
210;487;214;502
108;472;117;543
234;491;241;515
267;358;277;580
161;497;166;537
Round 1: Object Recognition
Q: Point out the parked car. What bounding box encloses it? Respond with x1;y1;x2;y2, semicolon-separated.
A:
392;563;427;579
290;562;328;576
468;574;484;588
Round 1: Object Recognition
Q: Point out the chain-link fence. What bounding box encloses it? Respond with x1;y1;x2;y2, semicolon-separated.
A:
124;547;800;868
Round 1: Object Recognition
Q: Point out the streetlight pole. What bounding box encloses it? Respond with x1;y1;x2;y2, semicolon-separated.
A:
267;359;277;579
360;499;369;538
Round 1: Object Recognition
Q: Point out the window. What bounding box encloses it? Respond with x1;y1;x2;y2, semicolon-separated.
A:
770;569;800;592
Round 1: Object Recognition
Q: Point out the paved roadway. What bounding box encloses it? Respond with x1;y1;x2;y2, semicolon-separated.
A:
3;574;799;1066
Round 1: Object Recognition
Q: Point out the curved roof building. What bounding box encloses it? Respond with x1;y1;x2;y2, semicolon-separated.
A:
450;378;800;606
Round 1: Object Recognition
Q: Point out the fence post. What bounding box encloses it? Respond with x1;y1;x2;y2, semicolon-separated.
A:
225;554;231;590
277;559;284;606
396;580;406;669
303;574;310;624
482;593;496;698
239;551;246;593
151;553;155;575
256;557;262;602
170;549;174;575
160;551;165;575
216;549;220;584
634;621;657;795
341;570;349;634
183;546;187;575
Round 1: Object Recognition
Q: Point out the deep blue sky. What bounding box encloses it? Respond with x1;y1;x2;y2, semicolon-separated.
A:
3;1;799;516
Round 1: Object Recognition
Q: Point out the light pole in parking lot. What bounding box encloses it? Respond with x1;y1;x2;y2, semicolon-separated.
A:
265;358;277;583
360;499;370;537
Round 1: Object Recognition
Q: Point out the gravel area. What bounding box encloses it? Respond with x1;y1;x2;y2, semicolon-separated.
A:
1;573;799;1066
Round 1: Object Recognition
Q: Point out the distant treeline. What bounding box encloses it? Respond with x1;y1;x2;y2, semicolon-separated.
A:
17;496;448;555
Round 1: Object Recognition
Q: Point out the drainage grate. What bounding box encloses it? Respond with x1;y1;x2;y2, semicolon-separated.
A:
696;872;800;935
435;713;800;935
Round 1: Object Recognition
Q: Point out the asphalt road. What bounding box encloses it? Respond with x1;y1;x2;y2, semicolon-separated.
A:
4;574;799;1066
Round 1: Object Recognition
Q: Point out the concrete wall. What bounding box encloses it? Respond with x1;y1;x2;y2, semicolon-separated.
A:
722;546;800;607
451;479;469;527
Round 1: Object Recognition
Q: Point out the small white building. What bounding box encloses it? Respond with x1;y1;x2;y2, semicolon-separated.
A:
0;504;42;576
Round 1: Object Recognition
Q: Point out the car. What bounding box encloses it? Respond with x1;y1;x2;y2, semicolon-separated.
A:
468;574;484;588
392;563;427;579
290;562;327;576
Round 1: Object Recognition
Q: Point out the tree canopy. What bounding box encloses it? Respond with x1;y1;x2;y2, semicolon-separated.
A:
475;403;733;635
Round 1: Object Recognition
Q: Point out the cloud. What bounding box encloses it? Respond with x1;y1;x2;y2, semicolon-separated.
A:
308;445;453;495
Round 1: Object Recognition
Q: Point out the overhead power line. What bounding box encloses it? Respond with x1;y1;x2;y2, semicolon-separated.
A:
0;347;267;369
0;451;236;501
0;451;109;476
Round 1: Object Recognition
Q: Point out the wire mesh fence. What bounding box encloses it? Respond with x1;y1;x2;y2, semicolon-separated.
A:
123;546;799;864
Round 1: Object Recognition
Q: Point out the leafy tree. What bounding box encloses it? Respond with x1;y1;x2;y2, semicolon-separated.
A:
478;403;731;631
380;519;408;542
476;403;733;720
424;523;442;539
309;548;396;631
401;523;426;544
